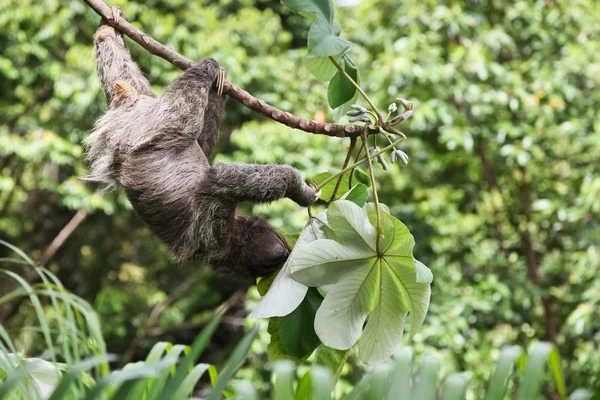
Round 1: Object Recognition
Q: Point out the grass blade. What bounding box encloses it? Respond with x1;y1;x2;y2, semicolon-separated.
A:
387;348;413;399
172;363;210;400
485;346;523;400
516;342;555;400
48;355;116;400
161;312;224;395
440;373;468;400
412;355;441;400
205;325;259;400
272;360;295;400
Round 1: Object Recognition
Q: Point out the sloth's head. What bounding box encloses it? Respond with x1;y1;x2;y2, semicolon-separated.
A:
223;216;290;278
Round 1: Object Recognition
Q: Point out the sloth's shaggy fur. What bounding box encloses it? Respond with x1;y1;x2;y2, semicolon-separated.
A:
85;20;318;277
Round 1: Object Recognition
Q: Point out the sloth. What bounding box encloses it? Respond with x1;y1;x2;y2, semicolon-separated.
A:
85;10;319;277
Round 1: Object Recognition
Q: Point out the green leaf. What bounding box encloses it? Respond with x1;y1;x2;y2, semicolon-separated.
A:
313;170;351;201
315;263;380;350
364;365;391;400
290;200;432;364
303;53;338;81
340;184;368;207
295;371;313;400
353;169;371;187
267;318;293;362
440;373;468;400
516;342;565;400
358;262;408;365
171;364;210;400
161;313;223;396
485;346;523;400
412;355;441;400
272;361;295;400
308;15;353;56
249;210;330;319
48;356;116;400
387;349;413;398
328;57;359;109
279;288;324;358
205;325;259;400
257;269;280;297
281;0;353;57
314;346;349;384
327;200;377;250
311;366;334;400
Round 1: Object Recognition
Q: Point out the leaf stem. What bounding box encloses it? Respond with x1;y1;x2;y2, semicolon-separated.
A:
329;137;357;202
348;143;364;189
361;133;382;254
316;136;404;191
307;206;318;239
328;56;384;123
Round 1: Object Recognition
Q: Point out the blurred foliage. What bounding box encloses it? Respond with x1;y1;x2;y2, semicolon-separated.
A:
1;0;599;397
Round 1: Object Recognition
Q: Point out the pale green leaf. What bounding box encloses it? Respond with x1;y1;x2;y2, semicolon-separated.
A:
314;262;380;349
358;261;408;365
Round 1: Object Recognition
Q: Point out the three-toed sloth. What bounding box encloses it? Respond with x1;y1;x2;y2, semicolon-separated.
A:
85;12;319;277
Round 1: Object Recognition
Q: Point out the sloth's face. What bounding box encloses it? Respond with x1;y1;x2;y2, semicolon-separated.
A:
235;216;290;278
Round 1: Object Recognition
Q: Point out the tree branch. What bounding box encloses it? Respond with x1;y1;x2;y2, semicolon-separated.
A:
82;0;366;138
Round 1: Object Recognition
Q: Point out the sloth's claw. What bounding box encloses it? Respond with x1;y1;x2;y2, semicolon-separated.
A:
109;6;121;24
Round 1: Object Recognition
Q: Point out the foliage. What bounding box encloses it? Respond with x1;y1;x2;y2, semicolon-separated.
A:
1;0;600;397
0;243;591;399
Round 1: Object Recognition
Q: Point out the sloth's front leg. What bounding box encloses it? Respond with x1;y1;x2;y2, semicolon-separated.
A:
199;163;320;206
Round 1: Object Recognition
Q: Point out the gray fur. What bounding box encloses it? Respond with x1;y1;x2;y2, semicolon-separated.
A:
85;22;318;277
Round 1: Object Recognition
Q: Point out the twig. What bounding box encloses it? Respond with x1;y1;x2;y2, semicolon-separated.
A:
328;137;357;202
316;136;403;191
38;210;89;267
82;0;366;138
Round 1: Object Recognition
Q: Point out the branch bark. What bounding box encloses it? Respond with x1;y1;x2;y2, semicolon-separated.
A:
82;0;366;138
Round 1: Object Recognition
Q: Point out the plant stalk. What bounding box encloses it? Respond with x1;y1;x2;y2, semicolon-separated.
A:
329;137;357;201
328;56;385;123
316;136;404;191
361;133;382;253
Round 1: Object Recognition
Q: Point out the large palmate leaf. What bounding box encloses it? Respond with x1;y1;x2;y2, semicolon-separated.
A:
289;200;432;365
249;210;329;319
282;0;357;109
281;0;352;57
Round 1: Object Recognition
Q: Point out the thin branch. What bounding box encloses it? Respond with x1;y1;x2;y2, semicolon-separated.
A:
316;135;403;191
329;137;357;202
82;0;366;138
518;166;557;343
38;210;89;267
